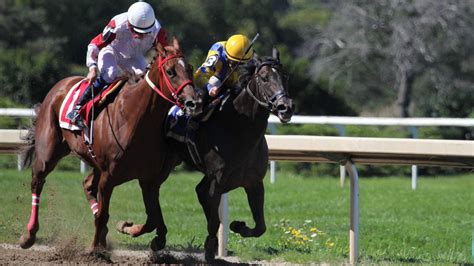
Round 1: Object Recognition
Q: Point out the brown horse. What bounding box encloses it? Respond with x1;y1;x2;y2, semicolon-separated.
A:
19;38;204;251
117;51;294;261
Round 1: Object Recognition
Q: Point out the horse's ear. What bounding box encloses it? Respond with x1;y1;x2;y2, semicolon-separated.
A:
272;47;280;62
172;37;181;52
156;42;166;57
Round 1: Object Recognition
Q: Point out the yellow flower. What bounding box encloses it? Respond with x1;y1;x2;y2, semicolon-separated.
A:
310;227;318;232
326;240;335;247
291;228;300;236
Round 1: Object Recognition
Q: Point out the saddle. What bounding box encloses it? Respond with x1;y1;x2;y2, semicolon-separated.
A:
59;78;125;132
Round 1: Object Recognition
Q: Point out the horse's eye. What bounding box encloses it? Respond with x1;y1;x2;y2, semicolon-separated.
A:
166;68;176;77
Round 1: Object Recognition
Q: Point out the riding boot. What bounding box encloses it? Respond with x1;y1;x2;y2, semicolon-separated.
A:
67;76;109;123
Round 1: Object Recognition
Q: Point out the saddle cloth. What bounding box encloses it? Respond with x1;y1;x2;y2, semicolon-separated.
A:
59;79;124;131
166;105;189;142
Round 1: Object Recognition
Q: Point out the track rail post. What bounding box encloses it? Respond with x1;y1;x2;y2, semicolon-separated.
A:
218;193;228;257
345;160;359;264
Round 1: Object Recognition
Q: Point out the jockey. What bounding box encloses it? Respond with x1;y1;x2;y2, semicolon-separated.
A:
166;34;255;143
67;1;168;124
194;34;254;98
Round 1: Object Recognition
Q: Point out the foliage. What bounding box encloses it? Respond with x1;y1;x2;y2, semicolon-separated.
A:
1;1;473;117
0;0;358;115
0;0;69;104
309;0;474;117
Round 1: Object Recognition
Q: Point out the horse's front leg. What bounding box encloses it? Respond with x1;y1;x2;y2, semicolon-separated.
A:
83;170;100;217
92;174;114;249
230;180;266;237
116;180;167;250
196;176;222;262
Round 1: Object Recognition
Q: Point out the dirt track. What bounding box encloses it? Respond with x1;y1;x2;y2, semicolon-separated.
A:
0;243;246;265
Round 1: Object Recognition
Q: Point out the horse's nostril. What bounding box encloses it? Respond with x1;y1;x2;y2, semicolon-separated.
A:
277;104;287;112
185;100;196;109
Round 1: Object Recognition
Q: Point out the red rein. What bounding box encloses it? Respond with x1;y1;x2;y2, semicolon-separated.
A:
146;54;192;109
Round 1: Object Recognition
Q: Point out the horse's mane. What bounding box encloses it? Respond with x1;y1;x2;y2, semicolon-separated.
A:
238;56;281;88
238;61;256;88
148;45;177;69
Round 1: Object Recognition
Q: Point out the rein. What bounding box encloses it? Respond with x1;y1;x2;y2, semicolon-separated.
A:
145;54;192;108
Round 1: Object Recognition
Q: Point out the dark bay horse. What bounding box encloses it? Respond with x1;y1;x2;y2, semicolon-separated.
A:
117;51;294;260
19;38;204;251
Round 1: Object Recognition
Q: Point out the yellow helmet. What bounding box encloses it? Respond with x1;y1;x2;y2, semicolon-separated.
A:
224;34;253;62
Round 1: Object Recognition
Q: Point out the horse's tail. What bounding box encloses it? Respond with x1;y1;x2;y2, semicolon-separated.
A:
20;104;40;170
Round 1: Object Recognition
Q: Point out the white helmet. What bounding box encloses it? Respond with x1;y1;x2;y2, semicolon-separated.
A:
127;2;156;33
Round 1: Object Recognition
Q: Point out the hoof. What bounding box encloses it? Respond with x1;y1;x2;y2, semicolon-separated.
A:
205;251;215;262
230;221;254;237
116;220;133;234
150;236;166;251
229;220;246;233
87;246;112;263
204;236;217;262
99;226;108;248
19;233;36;249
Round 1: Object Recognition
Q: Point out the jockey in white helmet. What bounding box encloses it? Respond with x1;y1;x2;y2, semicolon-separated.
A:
67;1;168;124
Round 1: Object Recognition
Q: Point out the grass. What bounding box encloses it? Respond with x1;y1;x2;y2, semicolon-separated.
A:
0;167;473;264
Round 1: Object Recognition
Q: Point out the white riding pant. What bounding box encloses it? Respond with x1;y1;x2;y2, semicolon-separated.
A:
98;45;148;83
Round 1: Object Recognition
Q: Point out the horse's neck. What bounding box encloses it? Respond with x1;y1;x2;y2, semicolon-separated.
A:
234;80;267;116
232;80;269;133
116;77;168;126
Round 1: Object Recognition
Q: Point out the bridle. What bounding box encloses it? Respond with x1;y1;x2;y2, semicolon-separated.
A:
145;53;192;108
244;60;289;112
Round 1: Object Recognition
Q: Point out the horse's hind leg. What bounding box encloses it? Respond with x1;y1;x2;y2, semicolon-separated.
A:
195;176;221;261
230;180;266;237
19;131;69;249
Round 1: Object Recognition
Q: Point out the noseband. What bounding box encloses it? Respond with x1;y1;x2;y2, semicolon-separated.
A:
145;54;193;108
244;60;289;112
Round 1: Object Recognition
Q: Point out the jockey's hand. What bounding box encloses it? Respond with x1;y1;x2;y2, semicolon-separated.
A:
87;66;98;83
209;86;220;97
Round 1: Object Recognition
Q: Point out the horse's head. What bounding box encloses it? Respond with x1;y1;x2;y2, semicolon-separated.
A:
246;49;294;123
151;37;204;116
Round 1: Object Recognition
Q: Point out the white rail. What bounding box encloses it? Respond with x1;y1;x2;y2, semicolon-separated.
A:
3;108;474;126
268;114;474;127
267;114;474;189
0;108;36;117
3;109;474;183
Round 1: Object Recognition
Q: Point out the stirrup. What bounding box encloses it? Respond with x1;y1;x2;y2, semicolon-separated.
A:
76;118;86;129
67;110;80;122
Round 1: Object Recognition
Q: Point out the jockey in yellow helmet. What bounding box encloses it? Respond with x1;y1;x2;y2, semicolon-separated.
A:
194;34;254;98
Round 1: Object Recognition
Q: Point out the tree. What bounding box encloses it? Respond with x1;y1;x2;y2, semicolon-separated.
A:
308;0;474;117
